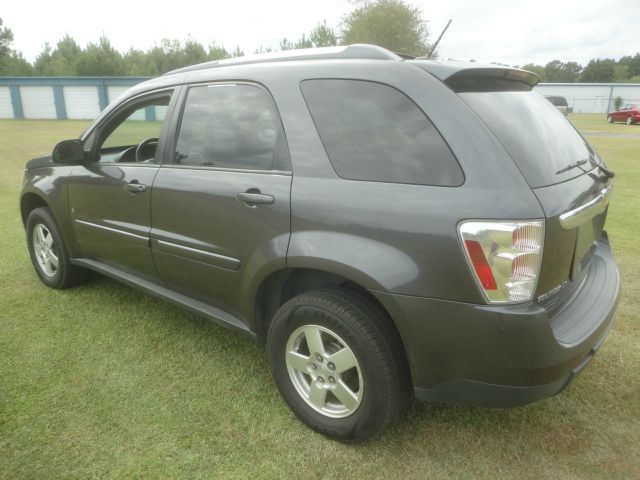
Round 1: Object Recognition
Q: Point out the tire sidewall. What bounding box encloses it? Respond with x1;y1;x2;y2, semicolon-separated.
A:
26;207;68;288
268;302;387;441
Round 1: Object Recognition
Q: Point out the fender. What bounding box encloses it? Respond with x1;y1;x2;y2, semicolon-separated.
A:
238;233;290;326
20;164;82;258
285;231;420;293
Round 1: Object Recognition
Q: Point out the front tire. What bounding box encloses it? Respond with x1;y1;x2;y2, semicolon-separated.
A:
607;115;613;123
267;288;408;442
627;116;633;125
26;207;88;289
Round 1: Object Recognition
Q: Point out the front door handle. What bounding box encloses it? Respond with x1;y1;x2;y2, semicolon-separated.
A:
126;181;147;194
237;191;274;205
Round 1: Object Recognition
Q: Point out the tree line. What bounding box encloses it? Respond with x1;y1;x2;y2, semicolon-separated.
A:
0;24;338;77
1;0;639;83
0;1;432;77
520;57;640;83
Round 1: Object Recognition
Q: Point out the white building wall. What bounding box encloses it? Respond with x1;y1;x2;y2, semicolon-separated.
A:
106;86;130;106
0;87;13;119
156;105;168;121
609;84;640;108
64;86;100;119
534;83;640;113
3;80;640;119
20;86;57;119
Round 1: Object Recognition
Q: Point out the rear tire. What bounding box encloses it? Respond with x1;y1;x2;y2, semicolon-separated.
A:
267;288;408;442
607;115;613;123
627;116;633;125
26;207;89;289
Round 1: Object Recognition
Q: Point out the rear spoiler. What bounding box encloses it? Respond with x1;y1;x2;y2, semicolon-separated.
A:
408;60;540;92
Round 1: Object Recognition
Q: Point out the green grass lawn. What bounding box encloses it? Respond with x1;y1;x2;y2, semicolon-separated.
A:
569;112;640;133
1;118;639;479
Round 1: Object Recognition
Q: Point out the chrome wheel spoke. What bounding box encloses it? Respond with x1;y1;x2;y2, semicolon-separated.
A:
48;252;59;269
36;226;47;244
303;326;325;357
308;382;327;409
43;257;54;273
333;381;359;411
327;347;357;374
44;232;54;248
286;350;310;373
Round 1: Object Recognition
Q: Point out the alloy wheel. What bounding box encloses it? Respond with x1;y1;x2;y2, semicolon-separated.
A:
285;324;363;418
32;223;59;277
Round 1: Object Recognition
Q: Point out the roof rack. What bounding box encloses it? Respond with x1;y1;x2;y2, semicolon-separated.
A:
164;44;402;76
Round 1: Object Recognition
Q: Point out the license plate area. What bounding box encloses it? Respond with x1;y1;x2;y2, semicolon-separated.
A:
571;220;600;279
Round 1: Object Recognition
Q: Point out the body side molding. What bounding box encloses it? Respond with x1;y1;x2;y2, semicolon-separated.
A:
71;258;254;338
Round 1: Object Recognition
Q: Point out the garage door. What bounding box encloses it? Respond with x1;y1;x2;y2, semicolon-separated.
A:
21;86;56;119
64;86;100;119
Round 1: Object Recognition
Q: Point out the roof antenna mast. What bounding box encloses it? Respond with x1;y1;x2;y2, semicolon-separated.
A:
428;19;452;59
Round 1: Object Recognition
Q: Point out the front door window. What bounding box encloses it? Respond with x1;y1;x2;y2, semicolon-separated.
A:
97;95;171;164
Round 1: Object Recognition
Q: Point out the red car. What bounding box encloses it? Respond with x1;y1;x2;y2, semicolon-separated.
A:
607;104;640;125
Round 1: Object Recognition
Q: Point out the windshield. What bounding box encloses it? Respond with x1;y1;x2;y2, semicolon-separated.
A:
460;91;595;188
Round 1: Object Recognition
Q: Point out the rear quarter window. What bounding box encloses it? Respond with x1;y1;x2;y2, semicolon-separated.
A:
300;79;464;186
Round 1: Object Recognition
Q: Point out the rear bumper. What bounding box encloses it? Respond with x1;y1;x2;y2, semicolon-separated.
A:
372;234;620;408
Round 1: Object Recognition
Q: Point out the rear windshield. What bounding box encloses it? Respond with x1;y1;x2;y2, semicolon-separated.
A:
460;91;594;188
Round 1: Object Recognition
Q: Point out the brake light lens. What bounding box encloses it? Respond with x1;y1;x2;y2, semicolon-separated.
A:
463;240;497;290
459;220;544;303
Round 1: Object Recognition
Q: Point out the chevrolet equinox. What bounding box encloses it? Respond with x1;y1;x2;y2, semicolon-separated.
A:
20;45;620;442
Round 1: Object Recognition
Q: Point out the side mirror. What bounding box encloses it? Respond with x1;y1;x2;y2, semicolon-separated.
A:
52;139;86;164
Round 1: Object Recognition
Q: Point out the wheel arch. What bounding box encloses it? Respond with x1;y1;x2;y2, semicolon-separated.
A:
253;266;412;384
20;187;81;258
20;191;50;226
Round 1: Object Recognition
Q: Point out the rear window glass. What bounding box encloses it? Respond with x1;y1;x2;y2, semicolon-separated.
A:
460;91;594;188
300;79;463;186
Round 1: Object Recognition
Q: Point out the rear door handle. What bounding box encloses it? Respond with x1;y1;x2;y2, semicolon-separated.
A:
237;191;274;205
126;181;147;193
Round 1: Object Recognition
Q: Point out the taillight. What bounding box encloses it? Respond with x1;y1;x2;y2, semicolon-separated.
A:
458;220;544;303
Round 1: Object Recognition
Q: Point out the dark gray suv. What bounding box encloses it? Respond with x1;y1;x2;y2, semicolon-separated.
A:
20;45;620;442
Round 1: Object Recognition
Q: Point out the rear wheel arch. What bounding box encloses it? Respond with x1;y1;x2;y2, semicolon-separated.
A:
253;267;412;383
255;268;372;341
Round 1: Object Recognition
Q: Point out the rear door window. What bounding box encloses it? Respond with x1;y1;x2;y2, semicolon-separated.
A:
300;79;463;186
173;83;290;171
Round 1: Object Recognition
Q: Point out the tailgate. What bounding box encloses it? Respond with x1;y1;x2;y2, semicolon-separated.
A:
533;174;613;299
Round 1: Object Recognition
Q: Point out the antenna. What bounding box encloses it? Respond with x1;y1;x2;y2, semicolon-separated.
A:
428;19;452;59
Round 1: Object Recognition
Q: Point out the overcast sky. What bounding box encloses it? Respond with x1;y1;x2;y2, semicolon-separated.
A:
3;0;639;66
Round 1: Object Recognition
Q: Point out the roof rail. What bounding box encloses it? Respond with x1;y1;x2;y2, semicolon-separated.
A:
164;44;402;76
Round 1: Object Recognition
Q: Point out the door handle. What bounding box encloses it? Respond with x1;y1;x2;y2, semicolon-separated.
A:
126;181;147;193
237;191;274;205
